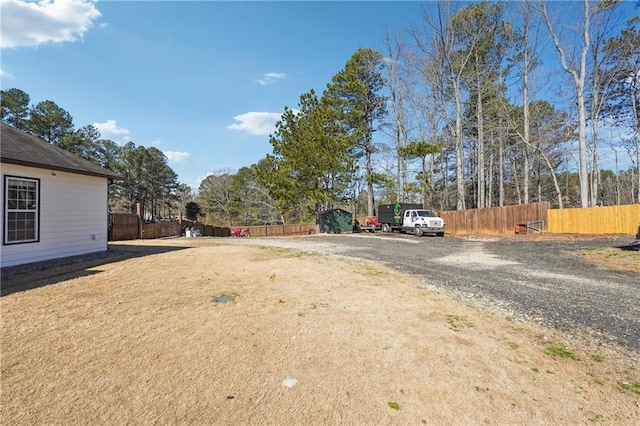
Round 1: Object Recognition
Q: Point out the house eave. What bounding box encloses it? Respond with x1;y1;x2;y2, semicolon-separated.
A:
1;158;122;180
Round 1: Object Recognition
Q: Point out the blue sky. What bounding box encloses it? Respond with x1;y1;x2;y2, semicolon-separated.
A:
1;0;425;188
1;1;638;189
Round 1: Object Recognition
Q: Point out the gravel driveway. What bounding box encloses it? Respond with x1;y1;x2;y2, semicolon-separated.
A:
240;233;640;354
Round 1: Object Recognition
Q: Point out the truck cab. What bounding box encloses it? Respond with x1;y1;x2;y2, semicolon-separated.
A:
402;209;445;237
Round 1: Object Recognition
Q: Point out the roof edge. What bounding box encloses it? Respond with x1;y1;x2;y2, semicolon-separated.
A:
1;158;122;180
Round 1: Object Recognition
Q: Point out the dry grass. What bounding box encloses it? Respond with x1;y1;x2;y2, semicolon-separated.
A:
2;239;639;425
579;247;640;274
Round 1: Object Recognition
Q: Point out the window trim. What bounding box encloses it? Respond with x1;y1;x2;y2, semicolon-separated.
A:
3;175;40;245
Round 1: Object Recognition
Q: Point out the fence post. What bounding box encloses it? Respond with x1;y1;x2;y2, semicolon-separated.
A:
136;202;142;239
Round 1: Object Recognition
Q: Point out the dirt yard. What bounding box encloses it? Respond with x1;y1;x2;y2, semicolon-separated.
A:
2;238;639;424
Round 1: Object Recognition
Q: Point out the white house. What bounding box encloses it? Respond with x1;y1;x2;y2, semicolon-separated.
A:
0;123;121;268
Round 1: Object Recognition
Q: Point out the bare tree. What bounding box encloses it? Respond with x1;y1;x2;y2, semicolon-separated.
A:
383;27;410;201
601;20;640;203
513;1;542;204
413;1;479;210
538;0;621;207
198;170;236;225
587;1;626;206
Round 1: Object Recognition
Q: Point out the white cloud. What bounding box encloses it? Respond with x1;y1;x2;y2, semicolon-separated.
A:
150;139;161;146
93;119;130;142
1;0;102;49
191;172;217;191
0;69;14;78
258;72;286;85
164;151;190;164
195;172;213;186
227;111;281;136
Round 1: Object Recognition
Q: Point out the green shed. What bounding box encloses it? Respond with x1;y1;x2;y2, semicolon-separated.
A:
317;208;353;234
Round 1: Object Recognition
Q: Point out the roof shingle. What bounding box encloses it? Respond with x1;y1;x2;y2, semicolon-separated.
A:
0;123;121;179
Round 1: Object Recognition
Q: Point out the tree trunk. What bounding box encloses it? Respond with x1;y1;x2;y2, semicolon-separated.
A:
454;83;466;210
476;86;485;209
577;89;590;207
523;61;530;205
366;136;375;217
541;0;591;207
499;140;504;207
487;152;493;207
513;156;522;205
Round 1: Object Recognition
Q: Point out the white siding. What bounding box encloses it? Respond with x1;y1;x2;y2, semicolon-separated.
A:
1;164;109;267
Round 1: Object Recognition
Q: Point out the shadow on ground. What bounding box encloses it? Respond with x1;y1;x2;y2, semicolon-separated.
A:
618;240;640;252
1;244;189;297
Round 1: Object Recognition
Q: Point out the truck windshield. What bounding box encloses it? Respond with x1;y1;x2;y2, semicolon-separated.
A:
416;210;436;217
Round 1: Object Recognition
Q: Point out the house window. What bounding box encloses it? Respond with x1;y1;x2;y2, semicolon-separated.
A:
4;176;40;244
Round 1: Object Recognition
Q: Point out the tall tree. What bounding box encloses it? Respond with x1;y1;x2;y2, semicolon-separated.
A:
538;0;621;207
399;140;441;206
199;166;278;226
175;183;195;219
324;48;387;217
115;142;145;213
199;171;236;224
144;147;178;220
383;28;410;202
27;100;73;145
114;142;177;221
453;1;510;209
510;0;544;205
586;0;626;206
59;124;102;162
96;138;120;171
257;90;353;222
231;165;282;225
0;88;30;130
415;1;478;210
600;19;640;203
185;201;202;221
539;0;590;207
509;100;571;208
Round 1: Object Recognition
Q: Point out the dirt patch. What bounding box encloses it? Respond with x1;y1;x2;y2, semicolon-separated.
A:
435;241;520;268
2;239;639;424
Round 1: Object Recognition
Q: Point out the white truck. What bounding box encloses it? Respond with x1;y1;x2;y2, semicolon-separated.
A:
377;203;445;237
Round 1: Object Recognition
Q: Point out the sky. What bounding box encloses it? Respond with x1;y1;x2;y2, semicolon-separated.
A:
1;0;638;190
1;0;427;189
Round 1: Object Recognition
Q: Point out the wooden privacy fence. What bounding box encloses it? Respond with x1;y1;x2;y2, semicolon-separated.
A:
439;202;550;235
547;204;640;234
175;221;316;238
244;223;316;237
179;220;231;237
109;213;139;241
141;221;180;239
110;203;638;240
109;215;316;241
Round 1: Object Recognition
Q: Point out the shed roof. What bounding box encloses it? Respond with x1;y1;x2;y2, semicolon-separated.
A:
319;208;352;216
0;123;121;179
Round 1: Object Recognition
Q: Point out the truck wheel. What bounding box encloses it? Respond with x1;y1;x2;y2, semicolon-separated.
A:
414;226;423;237
381;223;391;233
437;232;444;237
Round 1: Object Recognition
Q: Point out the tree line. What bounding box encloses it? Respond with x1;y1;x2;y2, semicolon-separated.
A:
257;0;639;223
3;1;639;226
0;88;192;222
